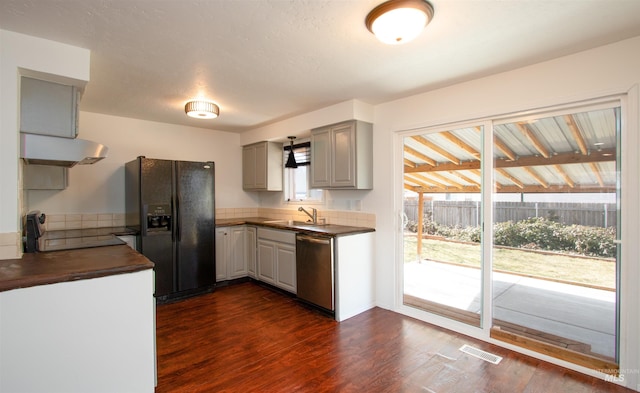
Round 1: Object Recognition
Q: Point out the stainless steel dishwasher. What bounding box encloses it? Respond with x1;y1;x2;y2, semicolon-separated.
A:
296;233;334;312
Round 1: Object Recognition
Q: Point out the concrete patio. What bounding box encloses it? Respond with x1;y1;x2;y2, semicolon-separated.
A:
404;260;616;359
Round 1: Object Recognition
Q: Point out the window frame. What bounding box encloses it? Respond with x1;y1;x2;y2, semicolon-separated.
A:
283;141;324;204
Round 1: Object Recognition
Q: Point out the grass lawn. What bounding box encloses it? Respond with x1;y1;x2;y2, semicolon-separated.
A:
404;235;616;289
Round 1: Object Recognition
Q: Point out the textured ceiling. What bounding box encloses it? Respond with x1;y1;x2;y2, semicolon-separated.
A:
1;0;640;133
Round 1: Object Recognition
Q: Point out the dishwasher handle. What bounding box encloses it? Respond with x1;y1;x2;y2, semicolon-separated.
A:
296;234;332;245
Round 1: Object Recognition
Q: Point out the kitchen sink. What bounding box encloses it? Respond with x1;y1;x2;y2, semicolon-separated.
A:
263;219;327;227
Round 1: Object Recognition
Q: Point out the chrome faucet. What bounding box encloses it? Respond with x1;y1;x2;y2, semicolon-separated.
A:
298;206;317;224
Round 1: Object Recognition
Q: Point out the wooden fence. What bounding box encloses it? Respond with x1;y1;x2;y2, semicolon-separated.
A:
404;200;616;228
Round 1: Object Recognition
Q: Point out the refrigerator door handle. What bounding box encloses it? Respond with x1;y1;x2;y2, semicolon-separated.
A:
141;203;148;237
171;197;176;242
175;194;181;242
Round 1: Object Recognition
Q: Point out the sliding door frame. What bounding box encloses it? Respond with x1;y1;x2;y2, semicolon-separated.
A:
394;89;639;387
396;119;491;340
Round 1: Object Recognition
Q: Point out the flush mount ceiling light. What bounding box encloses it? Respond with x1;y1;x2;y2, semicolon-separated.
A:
185;100;219;119
285;136;298;168
365;0;434;45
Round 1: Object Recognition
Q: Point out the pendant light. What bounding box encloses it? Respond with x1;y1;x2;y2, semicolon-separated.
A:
285;136;298;168
365;0;434;45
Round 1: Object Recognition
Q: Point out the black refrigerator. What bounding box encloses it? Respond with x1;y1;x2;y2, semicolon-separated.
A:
125;156;215;302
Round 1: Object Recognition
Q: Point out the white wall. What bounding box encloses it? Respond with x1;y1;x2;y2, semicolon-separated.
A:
241;99;374;145
26;112;257;214
369;35;640;390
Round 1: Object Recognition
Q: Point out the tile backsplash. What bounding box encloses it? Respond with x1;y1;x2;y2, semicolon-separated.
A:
44;213;125;231
44;208;375;231
215;208;260;220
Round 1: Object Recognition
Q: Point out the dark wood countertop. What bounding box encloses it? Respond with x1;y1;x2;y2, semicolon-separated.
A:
216;217;375;237
0;245;154;293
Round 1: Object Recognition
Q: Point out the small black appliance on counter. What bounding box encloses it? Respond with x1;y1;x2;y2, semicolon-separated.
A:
24;210;46;252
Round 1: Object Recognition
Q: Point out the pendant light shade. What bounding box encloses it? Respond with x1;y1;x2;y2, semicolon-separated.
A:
185;100;219;119
285;136;298;168
365;0;434;45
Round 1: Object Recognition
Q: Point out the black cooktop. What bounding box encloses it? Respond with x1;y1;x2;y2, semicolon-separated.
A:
38;227;134;252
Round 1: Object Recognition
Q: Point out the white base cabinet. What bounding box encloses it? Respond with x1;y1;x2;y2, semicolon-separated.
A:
246;226;257;278
0;270;156;393
335;232;376;322
257;228;296;294
215;224;375;323
216;226;256;282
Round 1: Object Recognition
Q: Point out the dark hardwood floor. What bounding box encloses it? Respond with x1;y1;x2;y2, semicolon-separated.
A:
155;281;633;392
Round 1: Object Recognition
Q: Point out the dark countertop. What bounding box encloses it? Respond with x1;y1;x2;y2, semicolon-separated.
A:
0;218;371;293
216;217;375;237
0;245;154;293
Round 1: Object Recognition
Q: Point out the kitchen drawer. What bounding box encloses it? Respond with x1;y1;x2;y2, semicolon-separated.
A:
257;227;295;244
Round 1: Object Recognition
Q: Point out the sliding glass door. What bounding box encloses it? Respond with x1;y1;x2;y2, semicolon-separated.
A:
490;105;620;369
403;125;484;327
402;102;621;370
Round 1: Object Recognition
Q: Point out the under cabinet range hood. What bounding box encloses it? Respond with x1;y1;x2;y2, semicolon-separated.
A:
20;133;108;167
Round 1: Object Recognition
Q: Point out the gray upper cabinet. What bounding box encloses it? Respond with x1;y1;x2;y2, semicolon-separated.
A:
311;120;373;189
20;77;79;138
242;141;283;191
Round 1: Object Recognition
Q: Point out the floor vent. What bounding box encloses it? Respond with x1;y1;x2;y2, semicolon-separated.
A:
459;344;503;364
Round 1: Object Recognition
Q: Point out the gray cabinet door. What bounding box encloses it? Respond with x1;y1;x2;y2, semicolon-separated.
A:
246;227;257;278
310;128;331;188
229;227;248;279
311;120;373;190
20;77;78;138
254;142;267;189
242;145;256;189
215;227;228;282
276;243;296;293
257;240;277;285
242;142;283;191
330;122;357;187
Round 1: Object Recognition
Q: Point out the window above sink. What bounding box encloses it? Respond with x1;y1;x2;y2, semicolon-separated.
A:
283;140;324;204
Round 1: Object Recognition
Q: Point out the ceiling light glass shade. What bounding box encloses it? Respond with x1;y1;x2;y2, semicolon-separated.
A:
185;100;219;119
365;0;434;45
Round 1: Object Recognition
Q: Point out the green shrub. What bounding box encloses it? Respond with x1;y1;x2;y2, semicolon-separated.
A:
406;215;616;258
